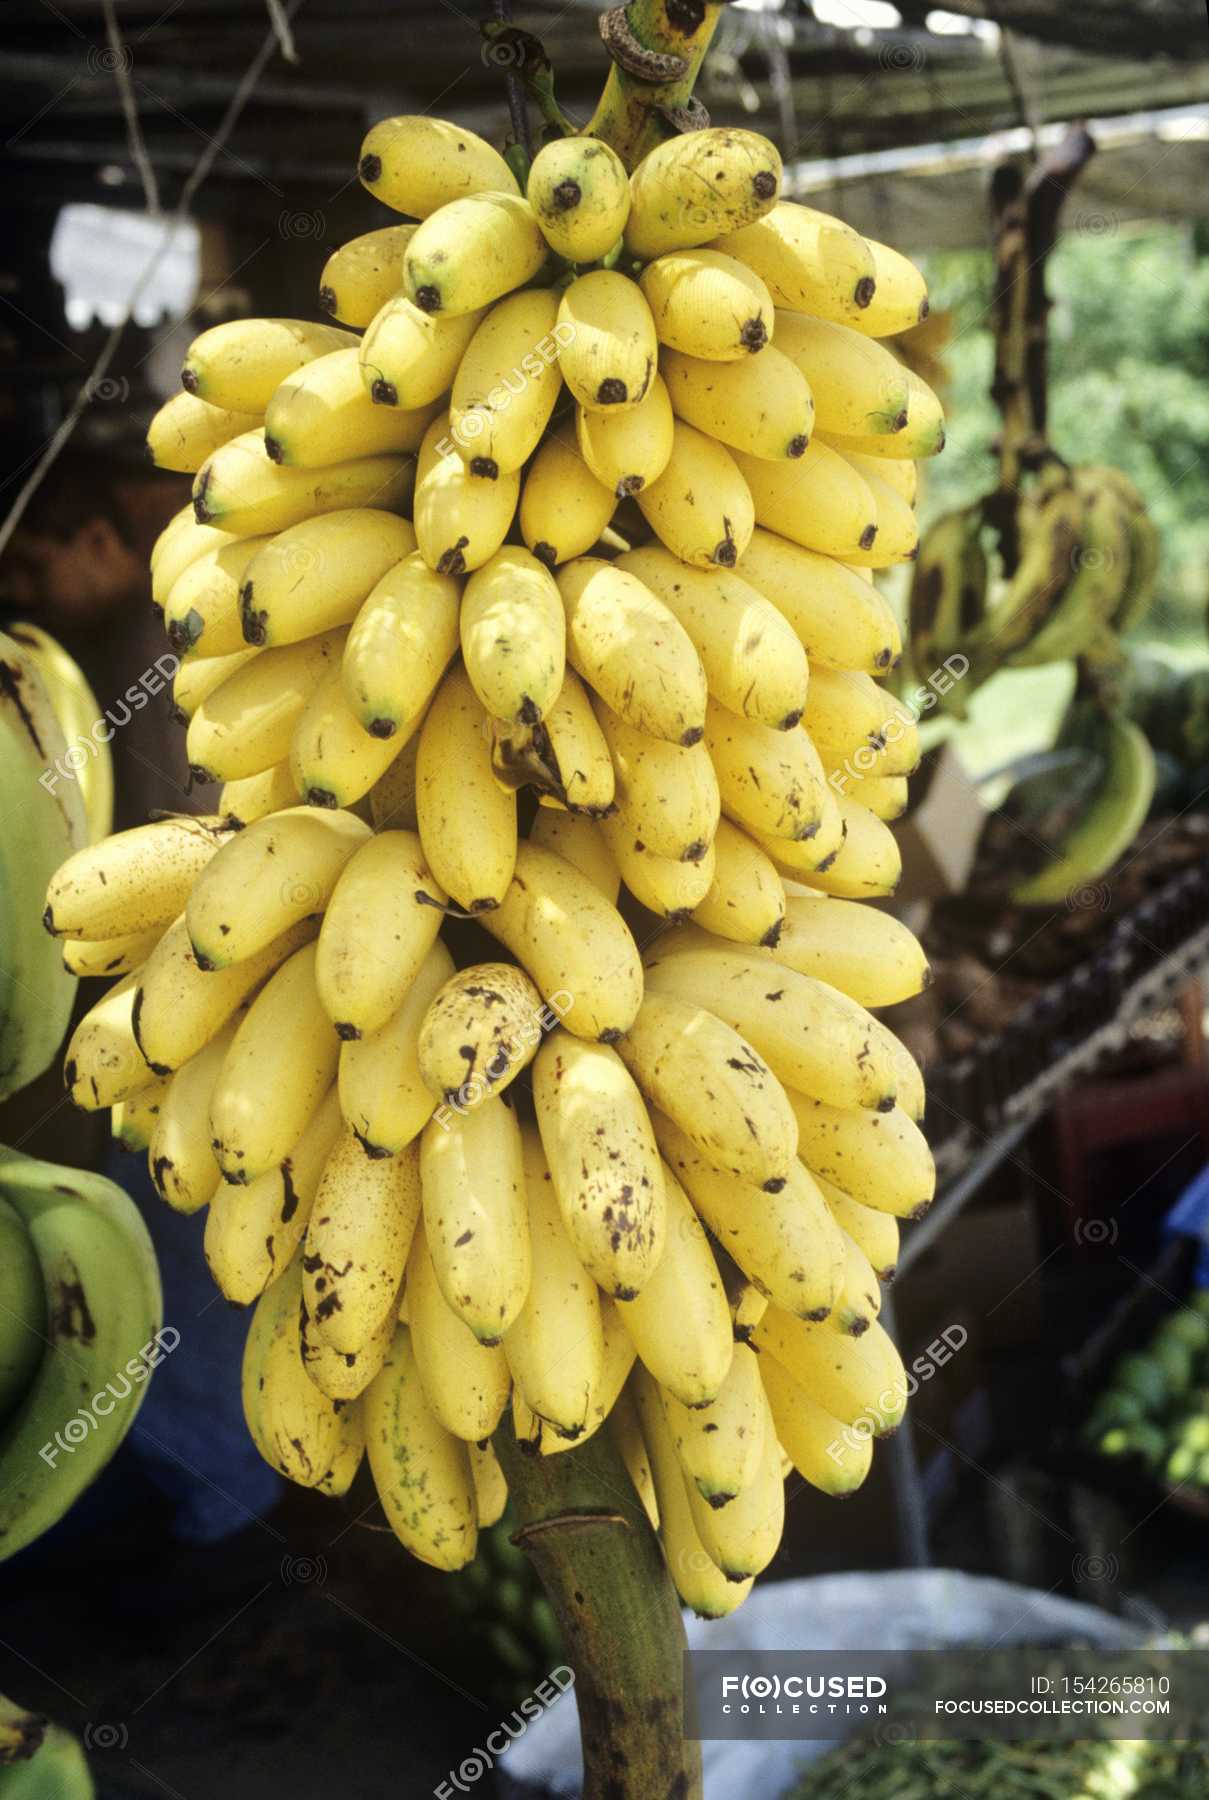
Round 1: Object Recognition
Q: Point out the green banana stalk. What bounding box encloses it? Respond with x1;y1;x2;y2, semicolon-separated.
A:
0;1149;163;1563
1011;711;1156;906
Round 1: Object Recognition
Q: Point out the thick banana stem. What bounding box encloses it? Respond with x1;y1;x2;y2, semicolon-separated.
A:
493;1416;703;1800
586;0;725;171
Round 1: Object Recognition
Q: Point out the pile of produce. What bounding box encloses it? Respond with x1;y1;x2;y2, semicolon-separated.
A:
40;97;942;1615
1085;1297;1209;1490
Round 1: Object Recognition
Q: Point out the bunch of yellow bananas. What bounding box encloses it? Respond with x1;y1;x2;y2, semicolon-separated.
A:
52;111;943;1614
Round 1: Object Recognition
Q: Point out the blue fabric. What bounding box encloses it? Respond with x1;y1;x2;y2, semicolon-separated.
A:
1162;1161;1209;1288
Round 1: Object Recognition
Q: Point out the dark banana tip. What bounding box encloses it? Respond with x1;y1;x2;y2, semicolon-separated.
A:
469;456;499;481
597;377;628;406
892;409;909;432
855;276;876;309
760;918;784;949
616;473;644;497
413;285;441;314
779;709;804;731
753;170;777;199
42;904;56;936
918;297;930;321
740;317;767;353
317;285;337;316
713;539;738;568
859;523;878;551
358;153;382;184
305;787;340;808
370;378;398;407
263;435;284;464
533;541;558;569
680;724;704;746
368;716;397;739
762;1176;786;1194
335;1022;361;1041
180;366;199;394
598;1026;623;1044
552;178;582;212
788;435;809;459
876;1095;896;1115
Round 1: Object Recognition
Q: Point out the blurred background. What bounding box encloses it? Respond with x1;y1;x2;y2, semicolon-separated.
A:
2;2;1209;1796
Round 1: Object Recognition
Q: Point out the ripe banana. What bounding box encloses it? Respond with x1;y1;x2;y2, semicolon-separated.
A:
503;1125;605;1439
616;991;797;1190
532;1031;665;1299
519;433;617;568
61;929;159;979
9;621;113;843
712;203;875;325
303;1129;421;1353
406;1223;510;1441
608;1384;659;1528
479;841;643;1043
364;1323;478;1569
557;556;707;745
449;290;563;475
133;914;315;1074
146;390;261;473
691;817;785;947
755;1306;906;1435
765;894;929;1007
739;528;902;674
461;546;566;724
616;1165;733;1408
597;815;715;918
833;1228;882;1335
148;1021;235;1212
414;411;521;575
404;194;546;318
635;421;754;571
111;1073;169;1151
416;661;518;911
151;509;241;609
418;960;545;1108
319;224;416;327
661;1339;765;1504
359;297;486;410
469;1441;508;1525
593;694;719;861
685;1388;783;1581
760;1351;871;1495
241;1255;346;1487
848;235;930;337
794;795;901;899
822;364;945;460
265;349;439;468
342;551;460;738
45;814;228;941
624;128;781;260
576;375;675;497
558;271;658;412
186;628;348;782
239;510;416;649
528;136;630;262
369;734;420;830
315;829;445;1039
492;668;616;817
163;535;267;657
64;971;151;1111
528;805;620;900
419;1095;530;1343
291;667;419;810
171;648;258;723
639;248;773;360
774;311;909;438
789;1089;936;1218
358;115;519;217
819;1175;899;1282
209;942;341;1183
660;345;814;461
301;1284;395;1402
338;940;454;1156
181;318;356;412
193;430;413;537
218;760;300;825
734;438;877;561
653;1112;843;1320
844;460;919;567
704;702;827;842
186;805;369;968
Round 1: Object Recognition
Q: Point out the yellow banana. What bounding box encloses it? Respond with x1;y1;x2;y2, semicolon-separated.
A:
45;815;229;941
789;1089;935;1218
449;290;563;475
62;928;160;978
795;796;901;899
609;1385;659;1530
111;1074;170;1150
171;648;258;724
848;235;929;336
519;433;617;568
148;1020;236;1211
480;841;643;1043
358;115;519;216
146;391;261;473
319;224;416;327
291;668;419;810
205;1084;342;1302
341;552;460;738
187;627;347;782
63;970;148;1109
528;807;619;900
186;805;370;969
469;1441;508;1525
133;913;316;1074
533;1296;636;1457
264;349;439;468
767;894;928;1007
527;136;630;262
805;666;903;755
503;1126;605;1439
364;1323;478;1569
461;546;566;724
414;411;521;575
301;1287;397;1402
419;1095;530;1344
661;1339;765;1503
315;829;446;1039
712;203;876;325
760;1351;871;1495
193;430;413;537
593;694;719;861
617;1164;733;1407
406;1222;510;1440
557;271;658;411
819;366;945;460
532;1031;665;1299
834;1228;882;1335
368;733;421;829
239;510;416;649
209;943;341;1183
218;761;300;825
739;528;901;674
576;375;675;497
557;556;707;745
773;310;909;438
315;1398;366;1496
843;774;908;820
303;1129;421;1352
705;701;827;843
685;1388;783;1580
840;446;917;506
615;545;808;730
843;461;919;567
733;439;877;561
417;961;546;1108
624;128;781;260
359;297;486;409
755;1306;907;1434
597;815;715;919
163;535;268;657
660;345;814;461
492;668;616;816
416;662;517;911
653;1112;843;1321
181;318;356;412
639;248;774;360
241;1257;346;1488
338;939;454;1156
151;509;241;608
404;193;546;317
616;992;797;1190
635;421;754;571
819;1174;899;1281
691;817;785;947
